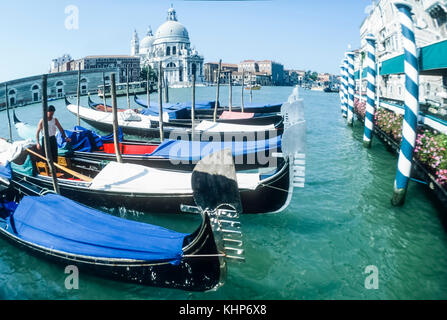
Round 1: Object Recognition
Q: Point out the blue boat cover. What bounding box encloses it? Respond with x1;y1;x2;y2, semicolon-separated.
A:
0;163;12;181
7;194;187;264
56;126;123;153
149;135;281;161
138;98;216;120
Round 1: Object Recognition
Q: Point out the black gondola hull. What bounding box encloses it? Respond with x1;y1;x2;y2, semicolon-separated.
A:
11;161;291;214
78;116;283;141
0;188;223;292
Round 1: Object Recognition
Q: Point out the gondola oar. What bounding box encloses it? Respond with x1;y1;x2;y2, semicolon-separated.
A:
26;148;93;182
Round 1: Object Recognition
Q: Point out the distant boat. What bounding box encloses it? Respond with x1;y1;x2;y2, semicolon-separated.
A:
311;86;324;92
245;84;261;90
324;86;339;93
98;81;154;98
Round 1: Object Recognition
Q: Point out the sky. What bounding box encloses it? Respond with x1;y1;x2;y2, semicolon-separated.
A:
0;0;372;83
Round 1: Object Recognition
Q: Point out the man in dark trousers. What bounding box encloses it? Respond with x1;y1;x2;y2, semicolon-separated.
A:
36;105;71;161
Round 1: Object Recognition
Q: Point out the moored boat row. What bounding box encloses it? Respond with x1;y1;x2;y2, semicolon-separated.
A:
0;85;305;291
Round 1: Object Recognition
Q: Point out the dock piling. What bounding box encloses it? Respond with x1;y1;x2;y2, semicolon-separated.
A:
363;35;377;148
110;73;123;163
241;69;245;113
391;2;420;206
76;63;81;126
146;67;151;109
4;84;13;142
164;76;169;104
343;59;349;118
213;59;222;122
191;64;196;141
126;65;130;109
228;71;233;112
346;52;355;126
102;71;108;112
158;63;164;142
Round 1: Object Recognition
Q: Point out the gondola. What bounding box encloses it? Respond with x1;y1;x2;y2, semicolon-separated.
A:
89;95;283;126
0;149;244;292
134;95;283;115
9;150;292;214
13;112;283;171
3;121;306;214
66;98;284;140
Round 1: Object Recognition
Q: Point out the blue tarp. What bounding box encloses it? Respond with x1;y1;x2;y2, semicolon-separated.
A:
149;135;282;161
0;163;12;181
56;126;123;153
137;98;216;119
7;194;187;263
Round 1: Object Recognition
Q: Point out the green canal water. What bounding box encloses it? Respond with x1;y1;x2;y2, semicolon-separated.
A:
0;86;447;300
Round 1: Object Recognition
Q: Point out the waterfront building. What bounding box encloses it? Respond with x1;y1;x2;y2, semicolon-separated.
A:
50;54;73;73
71;56;140;84
131;6;205;87
238;60;285;85
49;55;140;84
359;0;447;114
204;62;238;84
0;68;118;108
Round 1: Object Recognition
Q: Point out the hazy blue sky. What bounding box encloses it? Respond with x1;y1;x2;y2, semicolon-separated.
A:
0;0;371;83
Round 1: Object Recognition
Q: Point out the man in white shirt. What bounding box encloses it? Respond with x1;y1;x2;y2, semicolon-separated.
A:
35;105;71;161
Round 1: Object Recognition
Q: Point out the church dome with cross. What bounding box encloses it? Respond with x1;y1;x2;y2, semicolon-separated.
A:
131;6;204;86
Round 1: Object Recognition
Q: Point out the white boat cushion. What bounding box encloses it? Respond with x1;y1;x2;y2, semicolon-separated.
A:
89;162;260;194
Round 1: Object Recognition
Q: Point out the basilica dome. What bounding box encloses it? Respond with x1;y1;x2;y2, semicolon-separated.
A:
153;7;190;45
139;27;155;54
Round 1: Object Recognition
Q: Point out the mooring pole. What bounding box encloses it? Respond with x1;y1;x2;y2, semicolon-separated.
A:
241;69;245;112
76;63;81;126
158;63;164;142
102;71;107;111
4;84;13;142
228;71;233;112
213;60;222;122
191;64;196;141
164;76;169;104
343;58;349;118
126;65;130;109
41;74;60;194
391;1;419;206
359;54;364;103
346;52;355;126
339;63;345;116
146;67;151;108
249;74;253;104
363;35;377;148
110;73;123;163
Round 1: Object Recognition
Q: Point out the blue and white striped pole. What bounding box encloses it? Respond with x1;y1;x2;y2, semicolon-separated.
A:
339;64;347;117
363;35;377;148
346;52;355;126
339;65;344;115
392;1;420;206
343;58;349;118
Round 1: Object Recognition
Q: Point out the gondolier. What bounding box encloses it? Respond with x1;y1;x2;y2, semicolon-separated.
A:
36;105;71;160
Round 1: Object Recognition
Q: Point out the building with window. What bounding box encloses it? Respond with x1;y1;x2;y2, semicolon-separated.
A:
0;68;118;108
131;6;204;87
359;0;447;110
204;62;239;84
238;60;285;85
50;54;73;73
